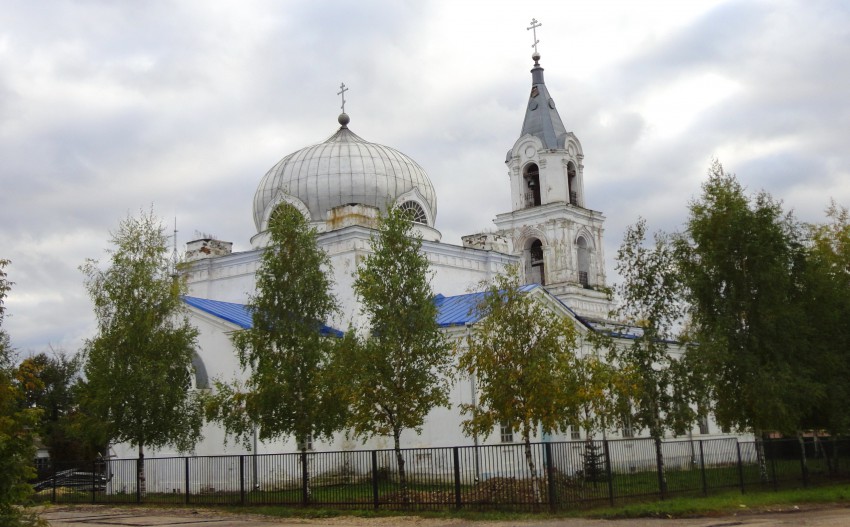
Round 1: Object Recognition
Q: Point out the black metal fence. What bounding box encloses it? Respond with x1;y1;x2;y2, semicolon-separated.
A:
31;437;850;511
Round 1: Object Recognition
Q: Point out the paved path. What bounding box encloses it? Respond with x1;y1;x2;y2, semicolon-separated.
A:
37;504;850;527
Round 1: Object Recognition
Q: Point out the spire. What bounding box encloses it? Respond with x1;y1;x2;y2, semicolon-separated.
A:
519;19;567;150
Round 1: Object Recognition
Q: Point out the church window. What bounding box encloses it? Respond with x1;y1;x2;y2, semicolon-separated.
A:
523;163;541;207
577;236;591;288
567;161;578;206
622;416;634;439
698;416;710;435
500;422;514;443
398;201;427;224
527;238;545;285
191;352;209;390
297;433;314;451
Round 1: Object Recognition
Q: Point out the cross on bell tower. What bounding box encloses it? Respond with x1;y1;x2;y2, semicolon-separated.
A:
527;18;542;55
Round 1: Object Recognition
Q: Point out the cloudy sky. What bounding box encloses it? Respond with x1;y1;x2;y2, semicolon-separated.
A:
2;0;848;355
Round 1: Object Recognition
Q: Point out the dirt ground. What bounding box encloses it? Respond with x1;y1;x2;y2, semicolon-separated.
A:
36;503;850;526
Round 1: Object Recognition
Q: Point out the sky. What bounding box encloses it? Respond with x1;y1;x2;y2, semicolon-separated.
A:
2;0;849;356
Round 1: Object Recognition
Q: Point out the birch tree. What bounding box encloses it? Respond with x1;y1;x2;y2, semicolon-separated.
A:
80;211;203;492
614;218;695;495
204;204;345;499
458;266;579;502
343;206;451;500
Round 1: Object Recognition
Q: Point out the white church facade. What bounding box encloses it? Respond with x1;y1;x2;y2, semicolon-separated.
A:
112;50;732;462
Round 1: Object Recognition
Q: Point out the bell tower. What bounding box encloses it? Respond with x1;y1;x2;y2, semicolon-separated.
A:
492;25;612;321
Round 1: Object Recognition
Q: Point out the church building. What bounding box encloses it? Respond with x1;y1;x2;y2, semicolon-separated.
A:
114;46;725;462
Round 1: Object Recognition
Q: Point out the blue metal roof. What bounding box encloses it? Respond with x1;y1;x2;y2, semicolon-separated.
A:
184;296;252;328
184;285;641;339
183;296;344;337
433;284;539;328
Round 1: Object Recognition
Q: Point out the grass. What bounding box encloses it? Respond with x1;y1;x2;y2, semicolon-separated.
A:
37;483;850;522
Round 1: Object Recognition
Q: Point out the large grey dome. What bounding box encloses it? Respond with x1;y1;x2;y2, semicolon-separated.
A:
253;118;437;233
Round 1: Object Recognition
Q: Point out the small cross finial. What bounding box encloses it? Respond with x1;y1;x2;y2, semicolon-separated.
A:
337;82;349;113
527;18;542;54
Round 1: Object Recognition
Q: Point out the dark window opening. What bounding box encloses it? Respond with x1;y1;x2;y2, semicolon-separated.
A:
577;236;591;288
500;422;514;443
698;416;710;435
528;239;545;285
524;164;541;207
567;162;578;206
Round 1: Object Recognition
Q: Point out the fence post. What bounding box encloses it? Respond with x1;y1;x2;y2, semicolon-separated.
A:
301;451;308;506
184;457;190;505
240;455;246;506
603;440;614;507
736;441;745;494
698;441;707;496
453;447;461;509
91;459;97;504
371;450;379;511
545;442;556;512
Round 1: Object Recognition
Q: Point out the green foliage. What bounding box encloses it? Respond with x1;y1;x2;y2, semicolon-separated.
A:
612;218;698;440
342;206;450;487
571;345;625;437
205;204;344;450
0;260;43;525
676;161;809;435
458;265;579;445
797;202;850;434
79;210;202;455
14;351;101;462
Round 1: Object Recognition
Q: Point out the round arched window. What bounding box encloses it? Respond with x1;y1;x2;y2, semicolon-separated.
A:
398;201;427;224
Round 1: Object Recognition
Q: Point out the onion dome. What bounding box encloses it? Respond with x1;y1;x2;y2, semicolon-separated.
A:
253;113;437;235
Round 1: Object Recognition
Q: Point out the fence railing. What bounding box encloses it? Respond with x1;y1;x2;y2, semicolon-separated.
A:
31;436;850;511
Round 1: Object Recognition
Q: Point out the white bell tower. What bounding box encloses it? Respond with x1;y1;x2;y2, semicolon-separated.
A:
492;34;612;321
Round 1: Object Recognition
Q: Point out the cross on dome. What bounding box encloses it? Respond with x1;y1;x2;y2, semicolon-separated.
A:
337;82;349;113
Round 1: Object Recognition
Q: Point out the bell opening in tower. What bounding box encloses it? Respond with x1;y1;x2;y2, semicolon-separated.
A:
567;161;578;206
524;163;541;208
528;238;545;285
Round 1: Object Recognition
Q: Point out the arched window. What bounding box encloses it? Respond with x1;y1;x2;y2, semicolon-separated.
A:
398;201;427;224
523;163;541;207
191;352;209;390
527;238;545;285
577;236;591;288
567;161;578;206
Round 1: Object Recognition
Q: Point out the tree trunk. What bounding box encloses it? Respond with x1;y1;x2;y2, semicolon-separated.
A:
653;435;668;497
300;444;311;504
138;444;146;499
523;426;542;505
797;431;809;486
392;427;408;504
830;437;840;477
754;431;768;483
